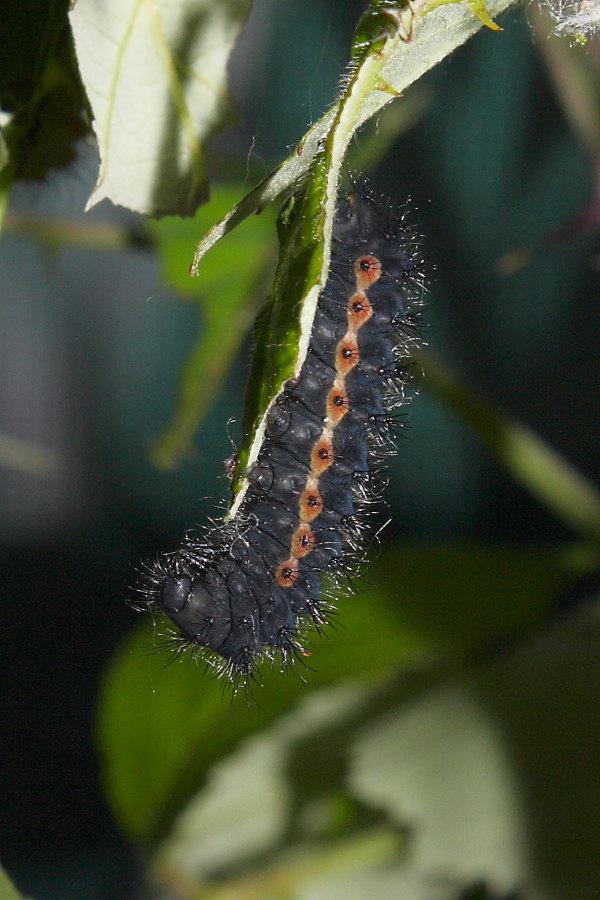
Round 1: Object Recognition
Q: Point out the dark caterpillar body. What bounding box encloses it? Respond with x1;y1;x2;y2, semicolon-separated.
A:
142;188;424;682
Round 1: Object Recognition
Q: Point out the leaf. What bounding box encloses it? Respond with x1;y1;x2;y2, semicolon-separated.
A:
348;682;529;894
367;541;570;653
155;683;375;883
204;0;518;515
142;535;573;896
98;541;569;843
69;0;251;216
478;595;600;899
227;164;334;502
349;595;600;900
147;186;277;468
97;554;432;842
190;0;518;271
0;865;24;900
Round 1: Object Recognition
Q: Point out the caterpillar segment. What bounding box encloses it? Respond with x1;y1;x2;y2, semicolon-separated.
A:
142;189;425;682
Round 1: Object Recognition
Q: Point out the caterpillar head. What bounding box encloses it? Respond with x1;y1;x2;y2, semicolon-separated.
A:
160;573;231;651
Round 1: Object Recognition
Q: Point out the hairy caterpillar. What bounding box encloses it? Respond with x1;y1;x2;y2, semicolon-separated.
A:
140;187;425;683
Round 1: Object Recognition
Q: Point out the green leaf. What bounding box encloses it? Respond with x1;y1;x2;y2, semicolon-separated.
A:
350;594;600;900
478;593;600;899
199;0;518;516
155;683;377;883
97;553;432;842
369;541;571;652
147;545;578;898
227;163;333;499
190;0;517;271
349;682;528;893
147;185;277;469
69;0;252;216
0;865;24;900
98;541;570;843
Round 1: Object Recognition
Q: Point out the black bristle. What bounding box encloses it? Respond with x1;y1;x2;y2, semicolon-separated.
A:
139;186;425;685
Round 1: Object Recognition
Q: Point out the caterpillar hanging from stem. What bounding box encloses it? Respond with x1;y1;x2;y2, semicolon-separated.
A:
137;185;426;687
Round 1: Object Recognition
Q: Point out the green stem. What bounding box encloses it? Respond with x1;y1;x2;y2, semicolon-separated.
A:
421;351;600;546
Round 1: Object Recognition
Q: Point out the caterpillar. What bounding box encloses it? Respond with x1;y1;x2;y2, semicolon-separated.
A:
140;186;425;683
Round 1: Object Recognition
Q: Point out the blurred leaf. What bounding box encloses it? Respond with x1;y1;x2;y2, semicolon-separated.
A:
164;823;406;900
0;432;60;477
149;680;444;897
148;551;580;900
148;185;277;468
478;595;600;900
155;683;376;883
349;682;528;893
347;592;600;900
98;540;570;843
98;557;433;842
369;541;570;652
0;865;24;900
69;0;251;216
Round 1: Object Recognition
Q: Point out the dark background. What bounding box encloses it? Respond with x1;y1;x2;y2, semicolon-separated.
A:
1;0;598;896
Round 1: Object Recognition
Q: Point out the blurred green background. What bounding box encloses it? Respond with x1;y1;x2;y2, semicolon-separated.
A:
1;1;600;898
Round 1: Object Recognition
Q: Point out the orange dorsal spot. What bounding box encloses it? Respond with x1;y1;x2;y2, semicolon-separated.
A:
275;557;299;588
280;251;385;597
310;431;334;474
291;523;315;558
299;479;323;522
336;336;359;374
354;254;382;290
347;293;372;329
326;380;349;424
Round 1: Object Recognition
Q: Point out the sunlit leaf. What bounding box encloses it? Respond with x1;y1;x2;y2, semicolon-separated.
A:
155;683;373;883
69;0;251;215
349;682;528;892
